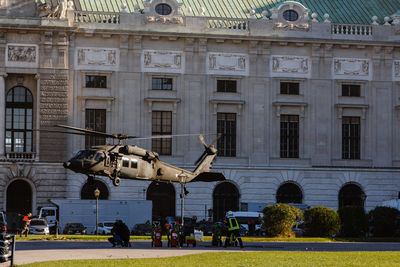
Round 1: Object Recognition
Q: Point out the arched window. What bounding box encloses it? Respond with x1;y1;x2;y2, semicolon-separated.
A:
155;4;172;15
7;179;32;232
81;179;109;200
213;182;239;222
5;86;33;153
339;183;365;208
146;182;175;222
276;182;303;204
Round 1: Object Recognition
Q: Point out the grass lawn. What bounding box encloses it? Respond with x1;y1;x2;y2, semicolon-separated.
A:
16;251;400;267
15;235;400;242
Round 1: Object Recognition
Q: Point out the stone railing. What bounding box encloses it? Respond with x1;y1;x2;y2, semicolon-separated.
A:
5;152;36;162
331;23;372;36
74;11;120;24
207;17;249;31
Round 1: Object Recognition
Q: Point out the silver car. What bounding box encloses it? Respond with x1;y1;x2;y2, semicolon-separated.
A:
29;219;49;235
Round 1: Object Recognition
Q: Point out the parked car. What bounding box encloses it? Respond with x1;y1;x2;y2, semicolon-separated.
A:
97;221;114;235
63;223;86;234
29;218;49;235
196;221;213;236
131;223;152;236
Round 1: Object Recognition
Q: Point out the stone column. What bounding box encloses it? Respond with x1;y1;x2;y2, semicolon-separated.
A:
0;74;6;158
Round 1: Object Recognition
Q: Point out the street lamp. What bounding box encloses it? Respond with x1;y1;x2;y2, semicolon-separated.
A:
94;188;100;235
178;171;187;227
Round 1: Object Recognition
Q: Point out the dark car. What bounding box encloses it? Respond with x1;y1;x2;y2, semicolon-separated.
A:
63;223;86;234
131;223;152;236
196;221;213;236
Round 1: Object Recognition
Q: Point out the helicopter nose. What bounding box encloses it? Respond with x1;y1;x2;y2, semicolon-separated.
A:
63;161;71;168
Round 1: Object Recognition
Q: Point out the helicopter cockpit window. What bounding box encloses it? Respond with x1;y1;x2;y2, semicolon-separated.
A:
130;159;137;169
74;150;97;160
94;152;104;161
122;158;130;168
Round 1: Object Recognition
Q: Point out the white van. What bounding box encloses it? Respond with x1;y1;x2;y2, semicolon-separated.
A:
231;211;263;236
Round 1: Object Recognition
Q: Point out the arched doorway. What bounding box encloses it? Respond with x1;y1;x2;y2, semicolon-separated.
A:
146;182;175;222
339;183;365;208
81;179;109;200
6;179;32;232
276;182;303;204
213;182;239;222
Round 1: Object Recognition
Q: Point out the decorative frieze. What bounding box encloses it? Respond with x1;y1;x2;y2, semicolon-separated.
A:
270;55;310;78
206;52;248;76
6;44;38;68
333;57;371;80
75;47;119;71
142;50;184;73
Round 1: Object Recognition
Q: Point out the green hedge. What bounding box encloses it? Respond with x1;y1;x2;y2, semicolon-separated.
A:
368;206;400;237
262;203;303;237
304;206;340;237
338;206;368;237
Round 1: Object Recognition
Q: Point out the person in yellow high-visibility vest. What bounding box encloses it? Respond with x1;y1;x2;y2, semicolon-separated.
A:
223;211;243;248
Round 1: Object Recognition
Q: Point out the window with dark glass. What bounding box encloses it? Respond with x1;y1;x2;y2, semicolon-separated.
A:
152;77;173;90
85;109;106;148
5;86;33;153
280;82;299;95
342;84;361;97
217;80;237;93
217;113;236;157
130;159;137;168
155;4;172;15
122;158;129;168
280;115;299;158
85;75;107;88
342;116;360;159
152;111;172;155
283;10;298;21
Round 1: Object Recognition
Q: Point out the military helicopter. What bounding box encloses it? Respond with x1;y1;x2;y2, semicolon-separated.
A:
54;125;225;187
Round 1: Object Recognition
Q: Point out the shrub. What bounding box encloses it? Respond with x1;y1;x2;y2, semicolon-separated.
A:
338;206;368;237
368;206;400;237
262;203;303;237
304;206;340;237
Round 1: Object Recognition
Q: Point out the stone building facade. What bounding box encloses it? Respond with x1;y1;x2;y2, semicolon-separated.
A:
1;0;400;226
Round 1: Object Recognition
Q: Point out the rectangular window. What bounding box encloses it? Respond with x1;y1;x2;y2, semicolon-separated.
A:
280;82;299;95
152;111;172;155
342;116;360;159
152;77;173;90
217;80;237;93
85;75;107;88
122;158;130;168
342;84;361;97
85;109;106;148
130;159;137;168
280;115;299;158
217;113;236;157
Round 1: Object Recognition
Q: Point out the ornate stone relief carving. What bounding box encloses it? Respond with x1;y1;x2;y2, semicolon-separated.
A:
75;47;119;71
206;52;248;76
270;55;310;78
142;50;184;73
270;2;310;31
144;0;184;25
393;60;400;81
6;44;38;68
333;57;371;80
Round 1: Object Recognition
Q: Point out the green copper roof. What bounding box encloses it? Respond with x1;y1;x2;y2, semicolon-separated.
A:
70;0;400;24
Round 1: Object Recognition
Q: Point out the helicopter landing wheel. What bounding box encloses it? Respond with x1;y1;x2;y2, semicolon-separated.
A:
113;177;121;186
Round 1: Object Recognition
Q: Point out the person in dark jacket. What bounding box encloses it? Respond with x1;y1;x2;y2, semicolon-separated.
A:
108;220;131;247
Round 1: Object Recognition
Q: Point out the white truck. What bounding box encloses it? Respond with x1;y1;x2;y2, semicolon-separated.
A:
39;199;152;234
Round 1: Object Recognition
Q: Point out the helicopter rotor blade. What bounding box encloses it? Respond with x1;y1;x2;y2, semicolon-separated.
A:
130;133;201;140
210;133;222;147
55;124;118;139
32;129;94;137
194;151;207;166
